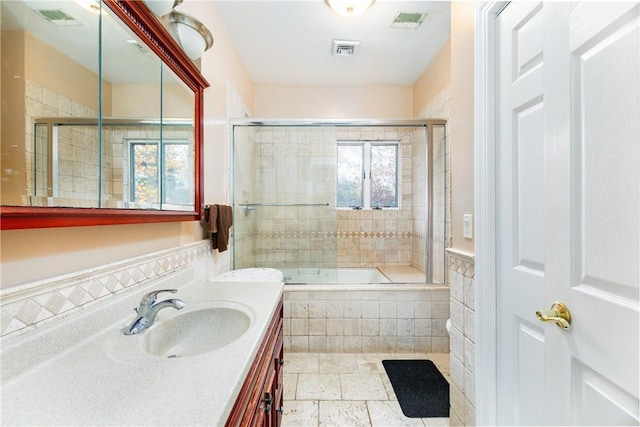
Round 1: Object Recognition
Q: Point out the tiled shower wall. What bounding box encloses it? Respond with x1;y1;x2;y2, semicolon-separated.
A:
419;83;452;284
283;286;450;354
239;126;338;269
26;80;99;206
233;125;443;276
232;123;258;268
335;127;416;269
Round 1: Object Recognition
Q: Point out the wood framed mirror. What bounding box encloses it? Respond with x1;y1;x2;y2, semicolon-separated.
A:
0;0;209;229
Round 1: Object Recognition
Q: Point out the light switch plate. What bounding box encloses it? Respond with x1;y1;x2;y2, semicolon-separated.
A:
463;214;473;239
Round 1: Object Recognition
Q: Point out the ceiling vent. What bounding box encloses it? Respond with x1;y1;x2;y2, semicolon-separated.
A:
34;9;82;26
332;39;360;57
126;39;150;56
390;11;427;30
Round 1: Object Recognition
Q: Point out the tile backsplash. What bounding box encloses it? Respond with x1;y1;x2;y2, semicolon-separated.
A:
0;241;228;338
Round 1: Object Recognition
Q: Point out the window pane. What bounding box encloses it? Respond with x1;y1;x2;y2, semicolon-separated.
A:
337;144;363;207
163;143;193;205
371;144;398;207
132;143;158;206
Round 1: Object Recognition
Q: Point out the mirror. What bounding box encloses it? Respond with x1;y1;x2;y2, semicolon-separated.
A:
0;0;208;228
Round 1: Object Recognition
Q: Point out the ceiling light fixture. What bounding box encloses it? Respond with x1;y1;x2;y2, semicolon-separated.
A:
163;11;214;60
325;0;375;17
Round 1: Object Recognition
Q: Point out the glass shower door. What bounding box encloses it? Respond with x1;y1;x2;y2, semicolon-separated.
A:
232;125;338;282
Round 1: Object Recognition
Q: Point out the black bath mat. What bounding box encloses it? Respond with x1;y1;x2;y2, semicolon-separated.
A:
382;359;449;418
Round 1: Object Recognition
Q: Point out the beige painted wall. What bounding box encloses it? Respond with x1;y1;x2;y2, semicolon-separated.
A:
1;31;26;205
111;83;192;118
24;31;111;114
182;1;255;205
413;38;451;117
254;84;413;118
450;2;475;253
0;3;254;288
1;30;114;205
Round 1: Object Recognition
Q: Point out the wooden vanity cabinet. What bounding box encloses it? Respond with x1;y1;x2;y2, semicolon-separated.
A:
226;297;284;427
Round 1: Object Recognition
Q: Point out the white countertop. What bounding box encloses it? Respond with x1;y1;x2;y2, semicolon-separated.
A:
0;271;284;426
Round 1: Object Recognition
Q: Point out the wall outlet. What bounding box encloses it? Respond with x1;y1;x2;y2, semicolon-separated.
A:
463;214;473;239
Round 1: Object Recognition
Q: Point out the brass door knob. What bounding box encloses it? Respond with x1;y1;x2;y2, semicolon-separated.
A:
536;302;572;330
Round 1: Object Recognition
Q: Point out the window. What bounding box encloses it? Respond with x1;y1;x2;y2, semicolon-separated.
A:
336;141;399;209
129;140;193;208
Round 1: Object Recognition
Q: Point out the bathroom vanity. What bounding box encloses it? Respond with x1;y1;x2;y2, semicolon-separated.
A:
226;298;284;427
0;272;284;426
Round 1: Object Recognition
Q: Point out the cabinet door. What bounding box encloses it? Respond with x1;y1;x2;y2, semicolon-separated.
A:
273;326;284;425
253;369;276;427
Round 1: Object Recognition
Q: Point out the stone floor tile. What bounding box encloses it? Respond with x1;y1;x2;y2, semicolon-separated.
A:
380;372;398;400
285;352;319;373
355;353;388;373
422;417;450;427
367;400;424;427
296;373;341;400
282;353;451;427
283;373;298;400
319;400;370;427
281;400;319;427
427;353;451;382
340;374;388;400
319;353;358;373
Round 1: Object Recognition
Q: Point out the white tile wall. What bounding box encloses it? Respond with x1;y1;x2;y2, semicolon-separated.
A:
25;80;99;206
447;249;475;426
283;286;449;354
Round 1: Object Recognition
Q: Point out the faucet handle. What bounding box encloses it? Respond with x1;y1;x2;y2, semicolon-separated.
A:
137;289;178;312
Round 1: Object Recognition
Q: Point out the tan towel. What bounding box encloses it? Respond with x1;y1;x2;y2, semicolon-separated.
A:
206;204;232;252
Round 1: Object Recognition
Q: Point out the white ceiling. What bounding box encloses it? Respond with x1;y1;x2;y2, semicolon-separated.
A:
212;1;451;86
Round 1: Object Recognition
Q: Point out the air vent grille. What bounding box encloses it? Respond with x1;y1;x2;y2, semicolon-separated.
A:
390;12;427;30
35;9;81;26
332;39;360;57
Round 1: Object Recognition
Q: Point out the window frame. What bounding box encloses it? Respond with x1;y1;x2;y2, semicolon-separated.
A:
128;139;191;209
336;140;400;210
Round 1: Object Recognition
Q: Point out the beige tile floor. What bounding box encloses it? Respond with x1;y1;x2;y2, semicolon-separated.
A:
282;353;450;427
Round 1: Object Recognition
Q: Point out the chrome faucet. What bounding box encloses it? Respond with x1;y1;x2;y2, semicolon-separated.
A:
123;289;185;335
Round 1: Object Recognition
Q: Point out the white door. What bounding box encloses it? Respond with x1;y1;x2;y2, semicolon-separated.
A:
496;2;639;425
496;2;547;424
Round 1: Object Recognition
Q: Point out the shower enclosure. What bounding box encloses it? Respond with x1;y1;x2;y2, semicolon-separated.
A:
231;119;447;285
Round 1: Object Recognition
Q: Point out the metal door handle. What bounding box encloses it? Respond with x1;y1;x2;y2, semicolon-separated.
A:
536;302;572;330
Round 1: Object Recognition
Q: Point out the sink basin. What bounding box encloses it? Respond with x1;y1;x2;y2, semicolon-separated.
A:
143;307;251;358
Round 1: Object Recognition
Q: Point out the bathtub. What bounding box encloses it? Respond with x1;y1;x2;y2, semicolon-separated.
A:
278;266;449;353
279;267;391;284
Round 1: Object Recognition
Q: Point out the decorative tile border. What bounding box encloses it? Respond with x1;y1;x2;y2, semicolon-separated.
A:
337;231;411;239
0;241;215;338
446;248;475;279
255;231;415;239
